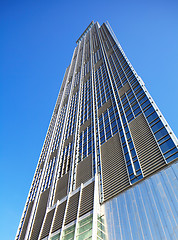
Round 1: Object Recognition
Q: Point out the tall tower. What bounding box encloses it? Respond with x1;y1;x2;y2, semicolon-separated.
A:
16;21;178;240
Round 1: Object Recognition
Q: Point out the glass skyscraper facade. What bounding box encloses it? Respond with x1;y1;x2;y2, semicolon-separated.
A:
16;21;178;240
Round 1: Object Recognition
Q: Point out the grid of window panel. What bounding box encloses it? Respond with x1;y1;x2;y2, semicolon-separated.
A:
85;40;90;61
98;101;143;183
100;26;112;51
109;53;129;89
92;27;100;51
42;156;57;191
76;215;93;240
52;104;67;152
112;44;133;83
62;224;75;240
129;77;178;164
120;90;142;123
65;91;79;140
80;78;92;125
98;105;118;144
84;60;91;77
79;125;94;161
60;142;73;177
97;215;106;240
94;48;102;64
95;64;111;109
74;71;81;89
29;112;58;201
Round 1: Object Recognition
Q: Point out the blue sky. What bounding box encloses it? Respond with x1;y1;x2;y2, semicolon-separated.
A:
1;0;178;239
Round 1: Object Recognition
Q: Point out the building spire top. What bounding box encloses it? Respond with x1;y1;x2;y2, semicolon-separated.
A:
76;21;94;44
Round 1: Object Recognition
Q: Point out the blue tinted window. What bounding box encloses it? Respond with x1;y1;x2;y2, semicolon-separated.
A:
141;99;150;109
106;131;112;139
128;165;134;175
147;111;159;123
125;153;130;161
112;125;117;134
139;95;147;104
154;127;168;140
131;149;136;157
134;107;141;116
160;138;175;153
111;120;117;128
158;135;170;145
106;125;111;133
134;161;140;171
144;106;155;117
123;145;128;154
164;147;177;159
129;142;134;149
166;152;178;163
151;121;164;133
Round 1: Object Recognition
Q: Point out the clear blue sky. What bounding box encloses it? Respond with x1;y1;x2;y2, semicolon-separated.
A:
1;0;178;239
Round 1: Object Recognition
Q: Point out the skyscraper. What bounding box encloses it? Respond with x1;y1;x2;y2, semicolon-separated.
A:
16;21;178;240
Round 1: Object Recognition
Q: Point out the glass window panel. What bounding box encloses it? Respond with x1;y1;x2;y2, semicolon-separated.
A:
129;141;134;149
101;136;105;144
131;148;136;157
127;113;134;122
105;118;109;126
151;121;164;133
139;95;147;104
106;131;112;140
88;147;92;154
126;131;131;139
51;233;60;240
132;103;139;110
144;106;155;117
122;114;126;125
104;111;108;119
166;152;178;163
106;125;111;133
134;161;140;171
123;145;128;154
126;109;132;116
77;229;92;240
141;99;150;109
100;130;104;137
112;125;118;134
125;153;130;161
88;132;92;140
134;107;141;116
110;113;115;120
164;147;177;159
160;138;175;153
111;119;117;128
99;122;104;130
78;221;92;234
128;164;134;175
158;134;170;145
154;127;168;140
109;106;114;114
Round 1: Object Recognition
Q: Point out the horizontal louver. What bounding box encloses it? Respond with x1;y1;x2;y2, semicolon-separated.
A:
40;208;55;239
19;200;34;240
30;188;50;240
51;201;67;233
101;133;130;201
79;182;94;217
129;113;166;177
76;155;92;189
64;192;80;226
54;173;69;204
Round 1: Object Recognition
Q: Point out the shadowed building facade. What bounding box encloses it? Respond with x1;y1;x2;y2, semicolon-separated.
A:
16;21;178;240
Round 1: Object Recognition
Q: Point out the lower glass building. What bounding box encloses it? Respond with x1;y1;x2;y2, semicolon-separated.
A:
16;21;178;240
